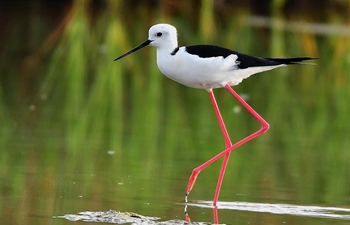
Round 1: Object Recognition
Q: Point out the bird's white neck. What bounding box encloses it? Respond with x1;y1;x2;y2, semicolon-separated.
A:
156;44;178;59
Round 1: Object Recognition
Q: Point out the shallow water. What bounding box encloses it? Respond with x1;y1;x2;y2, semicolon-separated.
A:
1;114;350;225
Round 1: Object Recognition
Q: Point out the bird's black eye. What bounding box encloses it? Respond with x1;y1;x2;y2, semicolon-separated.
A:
156;32;162;37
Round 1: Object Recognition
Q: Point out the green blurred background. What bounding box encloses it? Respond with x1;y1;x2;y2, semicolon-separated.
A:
0;0;349;224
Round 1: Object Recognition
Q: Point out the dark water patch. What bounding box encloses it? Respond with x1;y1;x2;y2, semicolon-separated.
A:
55;209;215;224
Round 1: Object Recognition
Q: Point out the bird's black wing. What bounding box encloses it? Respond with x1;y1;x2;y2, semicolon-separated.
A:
185;45;281;69
185;45;315;69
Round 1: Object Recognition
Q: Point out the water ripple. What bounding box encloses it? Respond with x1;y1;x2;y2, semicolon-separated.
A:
187;201;350;220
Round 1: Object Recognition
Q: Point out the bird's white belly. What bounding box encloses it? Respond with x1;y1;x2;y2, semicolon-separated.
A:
157;51;242;90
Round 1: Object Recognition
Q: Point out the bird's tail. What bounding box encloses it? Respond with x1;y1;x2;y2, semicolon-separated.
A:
265;57;318;65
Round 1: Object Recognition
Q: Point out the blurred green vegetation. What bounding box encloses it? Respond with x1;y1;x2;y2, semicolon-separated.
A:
0;0;349;224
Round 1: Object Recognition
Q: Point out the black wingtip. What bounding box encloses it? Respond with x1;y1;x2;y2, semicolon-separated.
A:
265;57;318;65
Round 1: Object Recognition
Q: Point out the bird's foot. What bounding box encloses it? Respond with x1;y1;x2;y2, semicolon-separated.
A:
186;169;200;202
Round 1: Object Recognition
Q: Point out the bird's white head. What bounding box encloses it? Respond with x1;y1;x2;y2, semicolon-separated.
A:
148;24;178;49
114;23;178;61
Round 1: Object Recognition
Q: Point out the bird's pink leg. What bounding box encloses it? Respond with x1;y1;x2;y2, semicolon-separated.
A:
208;89;233;205
186;84;270;206
186;89;232;201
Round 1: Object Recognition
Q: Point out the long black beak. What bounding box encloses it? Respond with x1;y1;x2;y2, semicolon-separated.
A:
114;39;152;61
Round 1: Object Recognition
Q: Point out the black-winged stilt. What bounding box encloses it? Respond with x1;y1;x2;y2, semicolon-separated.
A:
114;23;316;206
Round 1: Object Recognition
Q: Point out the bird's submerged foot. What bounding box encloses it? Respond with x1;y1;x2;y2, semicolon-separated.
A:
184;204;191;222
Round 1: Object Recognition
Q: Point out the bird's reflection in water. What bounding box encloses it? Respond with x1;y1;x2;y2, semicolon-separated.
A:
184;204;219;224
